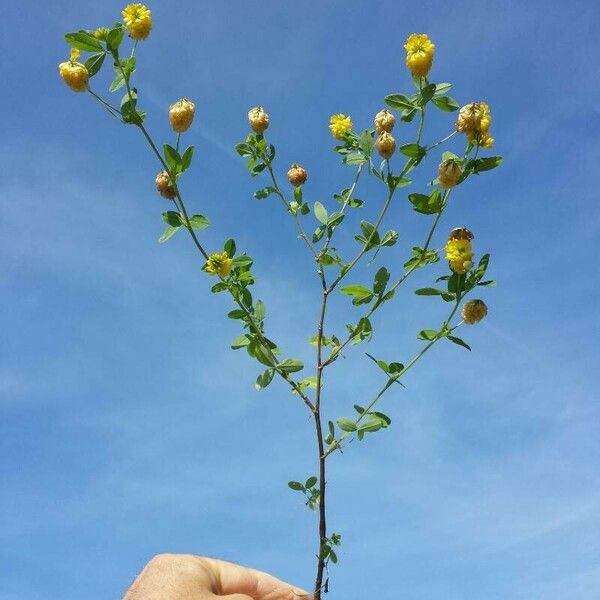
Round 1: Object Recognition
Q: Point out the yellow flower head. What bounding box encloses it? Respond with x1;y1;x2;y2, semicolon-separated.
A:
122;3;152;40
329;114;352;140
457;102;494;147
205;252;233;278
248;106;270;134
404;33;435;78
155;170;176;199
58;49;89;92
374;109;395;134
445;228;474;274
287;163;308;187
375;131;396;159
94;28;110;41
438;159;462;189
169;98;196;133
462;299;488;324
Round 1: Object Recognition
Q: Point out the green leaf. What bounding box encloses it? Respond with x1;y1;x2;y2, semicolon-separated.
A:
447;273;465;294
277;358;304;374
373;267;390;295
415;287;443;296
188;214;209;230
340;284;371;297
163;144;182;173
357;220;380;249
358;130;375;156
231;334;252;349
305;476;318;488
227;309;246;320
447;335;471;351
254;186;276;200
401;108;417;123
399;143;426;159
64;31;104;52
467;156;503;173
381;230;399;247
120;89;142;124
417;329;438;341
408;189;443;215
387;175;412;191
327;212;344;228
432;96;459;112
106;25;125;53
181;146;194;172
288;481;305;491
232;255;253;267
434;82;452;95
384;93;415;111
314;201;328;224
84;52;106;77
224;238;236;258
312;225;326;243
477;279;497;287
344;151;367;165
418;83;437;105
254;300;266;322
235;143;253;158
351;317;373;342
329;549;338;564
109;57;136;93
255;368;275;390
162;211;181;227
336;417;357;432
158;225;180;243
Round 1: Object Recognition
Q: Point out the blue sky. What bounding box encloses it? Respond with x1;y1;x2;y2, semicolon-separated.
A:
2;1;600;598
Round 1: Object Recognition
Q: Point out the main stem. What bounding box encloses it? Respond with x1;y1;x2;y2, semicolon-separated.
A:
313;268;329;599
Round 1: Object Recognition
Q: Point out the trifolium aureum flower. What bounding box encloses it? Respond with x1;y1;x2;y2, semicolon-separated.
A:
169;98;196;133
456;102;494;148
59;48;89;92
445;227;474;274
93;28;110;41
287;163;308;187
374;109;395;134
438;159;463;189
329;114;352;140
462;299;488;324
205;252;233;278
375;132;396;159
404;33;435;78
248;106;269;134
155;170;176;199
122;3;152;40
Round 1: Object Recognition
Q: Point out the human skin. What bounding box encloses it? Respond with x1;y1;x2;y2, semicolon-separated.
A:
122;553;312;600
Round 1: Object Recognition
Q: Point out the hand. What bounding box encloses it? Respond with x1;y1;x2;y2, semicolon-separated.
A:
123;553;312;600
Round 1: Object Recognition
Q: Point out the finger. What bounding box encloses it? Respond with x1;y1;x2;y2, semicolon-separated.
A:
205;558;312;600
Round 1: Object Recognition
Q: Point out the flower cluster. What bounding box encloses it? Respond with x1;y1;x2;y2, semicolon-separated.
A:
155;171;176;199
445;227;474;274
438;159;462;189
462;299;488;324
329;114;352;140
287;163;308;187
169;98;196;133
58;49;89;92
374;109;395;134
456;102;494;148
205;252;233;277
404;33;435;78
122;3;152;40
248;106;270;134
